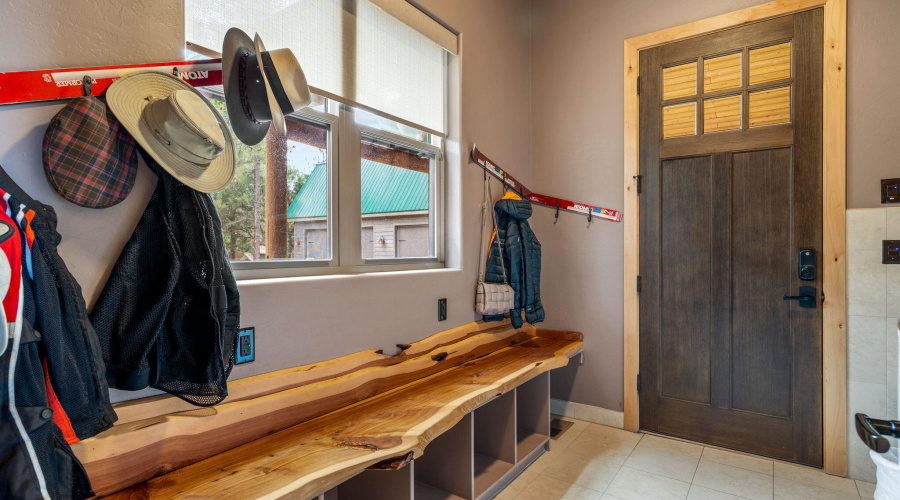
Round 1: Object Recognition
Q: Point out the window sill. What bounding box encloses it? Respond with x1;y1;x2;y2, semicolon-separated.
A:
234;261;453;285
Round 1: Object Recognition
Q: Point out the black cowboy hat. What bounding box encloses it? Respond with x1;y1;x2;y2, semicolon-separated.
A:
222;28;311;146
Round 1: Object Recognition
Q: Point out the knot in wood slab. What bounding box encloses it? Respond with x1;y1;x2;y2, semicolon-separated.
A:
431;352;449;362
333;435;402;451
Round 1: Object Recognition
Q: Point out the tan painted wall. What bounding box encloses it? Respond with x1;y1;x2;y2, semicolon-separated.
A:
0;0;533;402
532;0;900;410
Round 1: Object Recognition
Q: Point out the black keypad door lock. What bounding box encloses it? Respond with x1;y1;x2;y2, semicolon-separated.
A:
784;286;817;309
798;249;816;281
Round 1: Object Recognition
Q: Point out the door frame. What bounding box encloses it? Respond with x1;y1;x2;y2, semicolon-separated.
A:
622;0;847;475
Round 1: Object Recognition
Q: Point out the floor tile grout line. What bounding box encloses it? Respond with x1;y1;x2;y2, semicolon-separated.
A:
687;447;704;484
537;419;870;500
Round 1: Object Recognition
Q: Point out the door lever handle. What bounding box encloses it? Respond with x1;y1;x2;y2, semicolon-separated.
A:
783;286;817;309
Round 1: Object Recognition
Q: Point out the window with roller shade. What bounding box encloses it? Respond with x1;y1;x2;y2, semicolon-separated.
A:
186;0;453;276
185;0;452;135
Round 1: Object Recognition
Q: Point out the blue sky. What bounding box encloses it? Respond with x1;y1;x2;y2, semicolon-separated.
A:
286;141;326;176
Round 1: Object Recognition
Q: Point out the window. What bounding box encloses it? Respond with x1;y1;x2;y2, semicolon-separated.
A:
661;40;794;141
198;91;443;276
186;0;454;277
205;97;331;264
359;136;438;261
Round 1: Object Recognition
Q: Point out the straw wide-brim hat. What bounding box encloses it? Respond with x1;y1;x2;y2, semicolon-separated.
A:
254;33;312;136
106;71;235;193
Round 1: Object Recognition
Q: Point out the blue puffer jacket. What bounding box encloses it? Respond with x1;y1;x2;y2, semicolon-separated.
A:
483;192;544;328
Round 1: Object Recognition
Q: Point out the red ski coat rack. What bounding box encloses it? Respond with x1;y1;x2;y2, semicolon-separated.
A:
1;63;623;224
470;145;622;223
0;59;224;105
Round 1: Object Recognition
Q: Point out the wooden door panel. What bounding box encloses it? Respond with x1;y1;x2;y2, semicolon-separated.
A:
656;397;794;458
639;9;823;466
658;15;794;65
731;148;793;418
660;123;793;157
659;156;713;404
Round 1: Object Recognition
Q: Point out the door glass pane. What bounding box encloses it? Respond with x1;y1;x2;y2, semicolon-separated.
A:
703;52;742;92
207;97;330;262
663;62;698;100
663;102;697;138
704;95;742;133
749;42;791;85
360;140;434;259
749;86;791;127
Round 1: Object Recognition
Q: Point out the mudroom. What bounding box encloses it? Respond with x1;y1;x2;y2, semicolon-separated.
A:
0;0;897;499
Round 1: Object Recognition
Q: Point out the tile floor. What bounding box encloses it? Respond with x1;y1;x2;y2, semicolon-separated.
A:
496;416;878;500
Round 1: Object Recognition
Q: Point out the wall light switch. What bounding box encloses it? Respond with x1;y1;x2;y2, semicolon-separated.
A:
884;240;900;264
882;178;900;204
236;327;255;364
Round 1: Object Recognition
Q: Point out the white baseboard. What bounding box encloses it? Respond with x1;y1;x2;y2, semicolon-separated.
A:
551;398;624;429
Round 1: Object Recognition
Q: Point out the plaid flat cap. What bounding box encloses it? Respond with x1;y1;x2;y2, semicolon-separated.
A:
42;96;138;209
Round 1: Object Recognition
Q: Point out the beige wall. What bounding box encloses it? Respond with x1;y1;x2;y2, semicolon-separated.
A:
0;0;533;402
532;0;900;410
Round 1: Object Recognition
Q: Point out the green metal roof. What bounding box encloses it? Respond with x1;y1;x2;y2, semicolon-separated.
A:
287;160;429;219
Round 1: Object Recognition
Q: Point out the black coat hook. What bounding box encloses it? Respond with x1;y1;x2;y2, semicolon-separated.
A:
554;201;560;223
173;66;179;77
587;209;592;225
81;75;93;97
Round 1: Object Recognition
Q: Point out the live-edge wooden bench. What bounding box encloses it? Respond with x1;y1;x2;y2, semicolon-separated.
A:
73;320;583;500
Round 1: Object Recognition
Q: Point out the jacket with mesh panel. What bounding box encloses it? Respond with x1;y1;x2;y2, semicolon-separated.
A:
483;192;545;328
0;164;117;500
90;151;240;407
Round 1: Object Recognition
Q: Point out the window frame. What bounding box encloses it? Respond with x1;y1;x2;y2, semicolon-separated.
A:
229;105;340;273
355;121;443;266
229;104;445;281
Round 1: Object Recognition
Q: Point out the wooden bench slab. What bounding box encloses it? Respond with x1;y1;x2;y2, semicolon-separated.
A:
104;331;582;499
75;320;534;496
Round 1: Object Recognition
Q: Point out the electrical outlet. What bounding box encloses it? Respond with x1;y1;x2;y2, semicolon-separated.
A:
236;327;255;364
884;240;900;264
882;178;900;204
438;298;447;321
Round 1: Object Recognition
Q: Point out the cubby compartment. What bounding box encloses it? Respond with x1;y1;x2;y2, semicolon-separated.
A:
515;372;551;462
414;413;474;500
319;464;413;500
473;391;517;498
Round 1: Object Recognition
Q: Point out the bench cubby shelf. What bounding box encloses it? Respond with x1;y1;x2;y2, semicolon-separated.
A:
318;372;553;500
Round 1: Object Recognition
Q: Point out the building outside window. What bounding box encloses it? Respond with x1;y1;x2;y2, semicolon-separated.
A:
289;159;431;259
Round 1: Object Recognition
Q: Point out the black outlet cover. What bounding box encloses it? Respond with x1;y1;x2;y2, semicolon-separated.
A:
438;298;447;321
882;178;900;204
884;240;900;264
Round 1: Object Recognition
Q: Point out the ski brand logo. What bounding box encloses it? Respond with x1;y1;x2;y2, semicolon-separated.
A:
42;74;52;83
55;80;83;87
570;204;591;214
179;70;209;81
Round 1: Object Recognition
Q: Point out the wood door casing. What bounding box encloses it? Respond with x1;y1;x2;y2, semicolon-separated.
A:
638;9;824;466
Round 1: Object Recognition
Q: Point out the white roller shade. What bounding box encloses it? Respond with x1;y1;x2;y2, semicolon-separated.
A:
185;0;451;136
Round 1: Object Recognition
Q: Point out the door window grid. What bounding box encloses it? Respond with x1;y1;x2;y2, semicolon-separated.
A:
660;40;793;138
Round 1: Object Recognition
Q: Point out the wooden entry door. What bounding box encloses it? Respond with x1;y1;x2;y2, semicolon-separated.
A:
638;9;824;466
